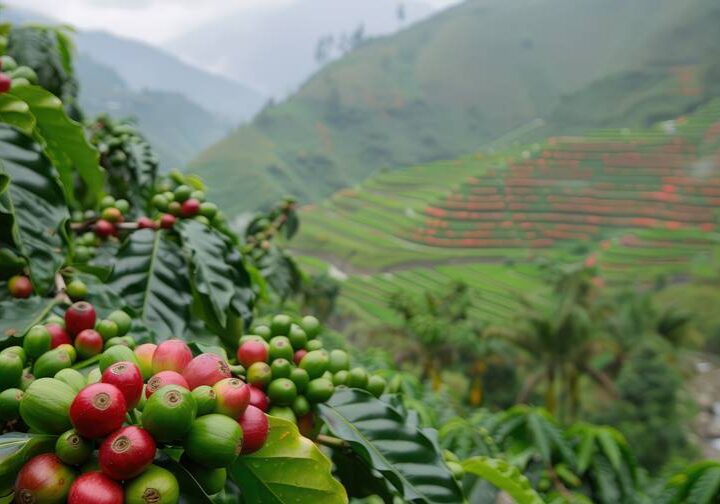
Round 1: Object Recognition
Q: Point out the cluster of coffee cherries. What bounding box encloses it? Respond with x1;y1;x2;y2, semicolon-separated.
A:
2;309;271;503
236;313;386;432
71;196;137;263
149;174;226;232
0;55;39;94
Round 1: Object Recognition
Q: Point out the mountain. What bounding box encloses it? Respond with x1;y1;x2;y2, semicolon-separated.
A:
188;0;720;214
75;31;264;122
75;56;231;170
2;6;265;122
1;5;262;169
167;0;439;98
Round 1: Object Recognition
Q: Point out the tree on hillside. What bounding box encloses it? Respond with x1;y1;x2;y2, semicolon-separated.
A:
593;341;692;472
514;263;616;421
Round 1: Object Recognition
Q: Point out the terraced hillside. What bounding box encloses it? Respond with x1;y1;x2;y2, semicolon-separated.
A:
294;101;720;325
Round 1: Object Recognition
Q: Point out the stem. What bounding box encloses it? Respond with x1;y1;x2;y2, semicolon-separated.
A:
71;221;140;231
316;434;349;449
127;409;139;425
54;273;72;306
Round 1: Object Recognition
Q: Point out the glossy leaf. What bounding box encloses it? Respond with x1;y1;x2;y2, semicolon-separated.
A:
0;297;57;347
0;432;57;497
462;457;544;504
107;229;193;341
178;221;237;328
229;416;347;504
0;94;34;134
8;85;102;206
125;138;158;206
156;452;214;504
687;466;720;504
0;125;69;292
318;388;464;504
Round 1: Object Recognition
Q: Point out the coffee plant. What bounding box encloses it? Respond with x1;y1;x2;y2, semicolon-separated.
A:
0;20;482;504
3;18;720;504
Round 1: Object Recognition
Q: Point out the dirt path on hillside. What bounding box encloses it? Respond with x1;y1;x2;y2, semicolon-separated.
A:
688;353;720;458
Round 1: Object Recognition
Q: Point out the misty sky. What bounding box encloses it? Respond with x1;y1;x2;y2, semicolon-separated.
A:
7;0;461;45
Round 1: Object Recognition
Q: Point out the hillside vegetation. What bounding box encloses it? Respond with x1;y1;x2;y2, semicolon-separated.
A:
294;101;720;326
189;0;720;213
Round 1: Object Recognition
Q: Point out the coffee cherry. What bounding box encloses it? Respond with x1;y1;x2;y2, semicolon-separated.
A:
107;310;132;336
114;199;130;214
8;274;32;298
66;279;88;300
137;216;157;230
160;213;176;229
65;302;97;337
0;73;12;94
94;219;115;238
68;471;123;504
74;329;103;359
99;195;116;210
102;361;143;410
23;325;52;359
99;426;156;480
70;383;127;438
152;339;192;374
96;319;119;341
182;353;232;390
101;207;123;223
145;370;189;398
213;378;250;418
238;405;269;454
14;454;75;503
237;340;269;368
133;343;156;380
180;198;200;218
247;385;269;412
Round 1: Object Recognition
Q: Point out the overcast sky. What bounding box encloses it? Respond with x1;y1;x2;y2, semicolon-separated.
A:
7;0;460;46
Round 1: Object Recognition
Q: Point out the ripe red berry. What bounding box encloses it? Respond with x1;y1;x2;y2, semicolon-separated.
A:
0;73;11;94
152;339;193;374
137;216;157;230
293;349;308;365
74;329;103;358
94;219;115;238
237;340;269;368
99;426;156;480
159;213;176;229
182;353;232;390
70;383;127;438
238;405;269;454
15;454;75;503
8;274;32;298
102;361;144;410
46;324;72;348
68;471;123;504
248;385;269;412
145;370;189;398
181;198;201;217
65;302;97;337
213;377;250;418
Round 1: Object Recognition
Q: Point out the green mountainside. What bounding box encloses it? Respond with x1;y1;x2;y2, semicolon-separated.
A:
76;56;231;170
189;0;720;213
292;101;720;327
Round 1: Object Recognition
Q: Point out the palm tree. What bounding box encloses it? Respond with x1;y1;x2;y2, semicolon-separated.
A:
513;262;616;421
